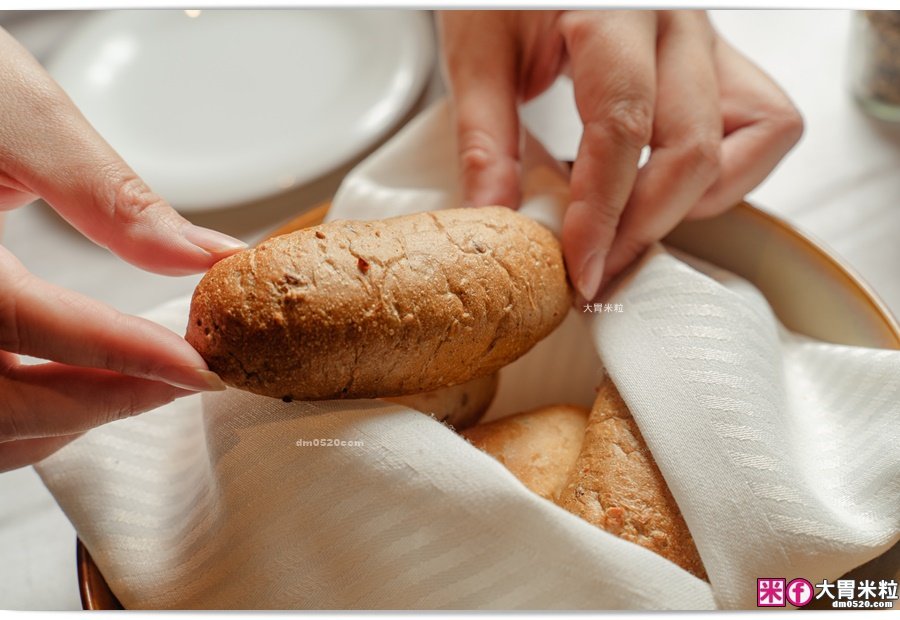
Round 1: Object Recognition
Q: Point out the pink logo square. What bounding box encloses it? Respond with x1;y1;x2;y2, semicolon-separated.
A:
758;578;786;607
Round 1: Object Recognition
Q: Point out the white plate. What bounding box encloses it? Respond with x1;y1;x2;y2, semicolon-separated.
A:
47;10;434;211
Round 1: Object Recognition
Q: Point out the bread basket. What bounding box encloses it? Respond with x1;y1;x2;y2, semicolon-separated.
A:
77;200;900;609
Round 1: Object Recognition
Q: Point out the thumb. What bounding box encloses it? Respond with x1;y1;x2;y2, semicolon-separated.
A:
438;11;521;209
0;29;245;275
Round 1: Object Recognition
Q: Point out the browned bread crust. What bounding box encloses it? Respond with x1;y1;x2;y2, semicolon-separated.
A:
387;372;498;431
462;404;589;501
556;378;707;580
186;207;572;400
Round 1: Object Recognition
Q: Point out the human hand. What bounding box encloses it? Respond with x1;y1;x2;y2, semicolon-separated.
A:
0;29;245;472
439;10;803;300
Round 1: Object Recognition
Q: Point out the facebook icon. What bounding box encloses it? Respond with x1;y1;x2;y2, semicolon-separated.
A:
787;578;814;607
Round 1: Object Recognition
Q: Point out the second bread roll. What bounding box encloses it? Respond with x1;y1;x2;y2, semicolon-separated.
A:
462;404;589;501
387;373;498;431
556;378;707;580
461;379;707;580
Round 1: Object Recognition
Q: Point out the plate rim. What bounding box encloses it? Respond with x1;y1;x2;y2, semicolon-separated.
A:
46;9;436;212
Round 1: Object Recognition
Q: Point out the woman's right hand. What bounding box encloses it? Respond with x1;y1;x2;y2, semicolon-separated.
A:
0;28;244;472
439;10;803;301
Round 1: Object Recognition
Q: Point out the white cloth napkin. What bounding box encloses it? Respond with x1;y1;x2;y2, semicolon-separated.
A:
36;101;899;610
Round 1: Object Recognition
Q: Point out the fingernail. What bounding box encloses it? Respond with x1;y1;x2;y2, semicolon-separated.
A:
154;366;227;392
577;251;605;301
183;225;247;255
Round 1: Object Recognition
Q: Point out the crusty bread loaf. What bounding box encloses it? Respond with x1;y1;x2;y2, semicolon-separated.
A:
387;372;498;431
462;379;707;580
462;404;589;501
557;379;707;579
186;207;571;400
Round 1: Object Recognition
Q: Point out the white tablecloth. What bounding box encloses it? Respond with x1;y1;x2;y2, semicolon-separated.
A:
1;9;898;610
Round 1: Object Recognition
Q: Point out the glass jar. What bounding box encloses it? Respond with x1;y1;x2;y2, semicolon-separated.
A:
850;11;900;122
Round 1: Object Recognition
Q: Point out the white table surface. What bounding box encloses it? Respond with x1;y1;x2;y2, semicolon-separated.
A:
1;9;898;611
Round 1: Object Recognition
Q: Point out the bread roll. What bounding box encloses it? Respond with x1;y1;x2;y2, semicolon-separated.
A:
462;379;707;580
387;372;498;431
557;379;707;580
186;207;571;400
462;404;589;501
